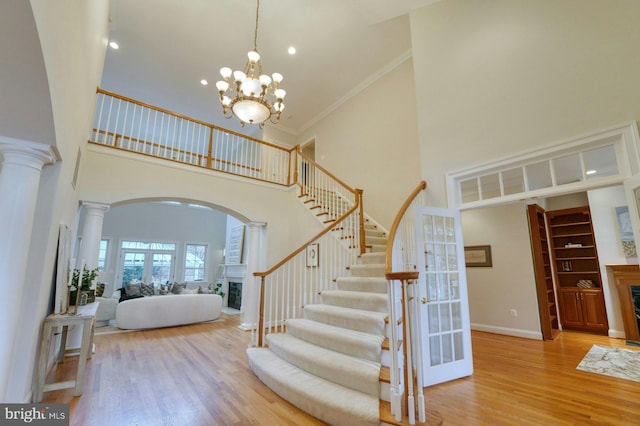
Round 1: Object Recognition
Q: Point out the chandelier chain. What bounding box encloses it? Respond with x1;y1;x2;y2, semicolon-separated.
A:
253;0;260;52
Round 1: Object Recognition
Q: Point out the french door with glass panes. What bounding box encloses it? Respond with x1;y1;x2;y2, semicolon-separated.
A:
416;206;473;386
120;248;175;286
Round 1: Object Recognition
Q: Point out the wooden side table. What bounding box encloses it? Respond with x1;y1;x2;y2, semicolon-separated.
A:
32;302;99;403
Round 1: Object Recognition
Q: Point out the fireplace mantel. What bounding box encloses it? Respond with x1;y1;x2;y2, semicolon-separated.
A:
607;264;640;343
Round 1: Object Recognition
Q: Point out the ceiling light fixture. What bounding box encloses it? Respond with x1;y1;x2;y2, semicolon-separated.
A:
216;0;286;127
586;169;597;175
109;41;119;50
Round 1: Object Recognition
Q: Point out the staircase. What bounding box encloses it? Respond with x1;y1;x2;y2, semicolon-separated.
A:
247;224;391;426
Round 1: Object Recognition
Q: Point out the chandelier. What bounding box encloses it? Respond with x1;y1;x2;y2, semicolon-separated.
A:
216;0;286;127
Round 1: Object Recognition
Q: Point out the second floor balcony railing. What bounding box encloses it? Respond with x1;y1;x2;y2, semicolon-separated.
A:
90;88;295;186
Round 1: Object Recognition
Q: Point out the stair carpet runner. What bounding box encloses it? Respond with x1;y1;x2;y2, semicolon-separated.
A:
247;224;390;426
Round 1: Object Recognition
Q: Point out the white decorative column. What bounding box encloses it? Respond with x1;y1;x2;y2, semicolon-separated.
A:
77;202;110;270
240;221;266;330
0;139;55;402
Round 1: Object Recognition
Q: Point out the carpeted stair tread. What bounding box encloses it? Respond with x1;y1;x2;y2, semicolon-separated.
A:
286;318;384;362
350;264;385;277
360;252;386;265
322;290;388;313
266;333;381;397
366;236;388;246
336;276;388;294
365;228;386;238
304;304;387;335
368;244;386;253
247;347;379;426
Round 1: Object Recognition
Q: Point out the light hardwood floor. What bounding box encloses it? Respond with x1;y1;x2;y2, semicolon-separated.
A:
41;314;640;425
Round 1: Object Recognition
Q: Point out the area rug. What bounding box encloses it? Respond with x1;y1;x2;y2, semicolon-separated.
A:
576;344;640;383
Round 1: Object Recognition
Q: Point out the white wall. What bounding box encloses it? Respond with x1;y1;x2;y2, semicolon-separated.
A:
588;185;636;338
462;202;542;339
411;0;640;207
5;0;109;403
297;58;422;228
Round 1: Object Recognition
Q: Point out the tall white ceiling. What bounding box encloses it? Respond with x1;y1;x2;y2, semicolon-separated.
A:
101;0;441;135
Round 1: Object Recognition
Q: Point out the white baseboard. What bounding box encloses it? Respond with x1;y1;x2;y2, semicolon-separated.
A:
608;329;626;339
471;323;543;340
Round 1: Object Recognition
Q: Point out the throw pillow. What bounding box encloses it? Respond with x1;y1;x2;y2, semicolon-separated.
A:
182;287;198;294
95;283;106;297
198;286;213;294
140;283;155;297
125;282;142;297
171;282;186;294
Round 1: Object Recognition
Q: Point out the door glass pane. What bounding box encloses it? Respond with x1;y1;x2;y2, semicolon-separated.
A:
452;301;462;329
450;273;460;299
427;274;437;302
442;334;453;363
437;273;449;301
122;252;145;285
430;336;441;366
453;332;464;361
423;216;434;241
440;303;451;332
152;254;172;285
445;217;455;243
425;244;435;271
447;245;458;270
434;216;445;242
428;304;439;333
434;244;446;271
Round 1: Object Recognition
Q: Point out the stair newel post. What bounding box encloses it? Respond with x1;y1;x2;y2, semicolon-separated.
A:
206;125;214;169
293;145;300;188
356;189;365;255
256;273;266;347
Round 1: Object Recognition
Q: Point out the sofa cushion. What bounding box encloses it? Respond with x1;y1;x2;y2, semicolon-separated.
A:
171;282;186;294
140;283;155;297
125;282;142;297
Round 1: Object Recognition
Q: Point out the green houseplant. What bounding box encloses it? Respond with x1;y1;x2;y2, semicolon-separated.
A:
70;266;99;305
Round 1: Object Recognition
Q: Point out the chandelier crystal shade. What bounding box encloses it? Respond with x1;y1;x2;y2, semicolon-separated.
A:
216;0;286;127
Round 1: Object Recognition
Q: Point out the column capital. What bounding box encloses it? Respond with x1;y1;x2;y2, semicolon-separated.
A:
0;136;57;170
81;201;110;214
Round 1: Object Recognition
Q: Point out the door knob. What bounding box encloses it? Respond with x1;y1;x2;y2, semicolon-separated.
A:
421;297;427;304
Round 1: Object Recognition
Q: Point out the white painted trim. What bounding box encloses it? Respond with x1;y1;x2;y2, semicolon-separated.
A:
446;122;640;209
471;323;543;340
608;329;626;339
298;50;413;134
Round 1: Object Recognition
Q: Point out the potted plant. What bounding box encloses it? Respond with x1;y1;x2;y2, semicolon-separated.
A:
70;266;99;305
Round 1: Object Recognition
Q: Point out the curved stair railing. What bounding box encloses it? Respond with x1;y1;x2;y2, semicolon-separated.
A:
385;180;428;424
252;189;363;346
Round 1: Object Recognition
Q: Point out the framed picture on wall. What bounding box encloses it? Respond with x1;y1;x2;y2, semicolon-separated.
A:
464;245;492;267
306;243;319;268
227;225;245;264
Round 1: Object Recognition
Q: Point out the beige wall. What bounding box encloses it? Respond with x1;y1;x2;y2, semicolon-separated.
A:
297;58;422;228
462;202;542;338
79;149;323;269
411;0;640;206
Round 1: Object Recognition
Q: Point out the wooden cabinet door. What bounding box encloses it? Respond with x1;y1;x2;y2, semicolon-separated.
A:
559;289;583;328
581;289;609;330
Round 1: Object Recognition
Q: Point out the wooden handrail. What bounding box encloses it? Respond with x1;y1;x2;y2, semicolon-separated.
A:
385;180;427;274
298;151;356;195
96;87;296;154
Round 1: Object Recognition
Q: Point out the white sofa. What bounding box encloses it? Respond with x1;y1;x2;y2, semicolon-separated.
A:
116;294;222;330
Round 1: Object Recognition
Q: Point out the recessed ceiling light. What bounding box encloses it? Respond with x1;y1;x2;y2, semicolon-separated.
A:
200;79;208;86
109;41;119;50
288;46;296;55
586;169;597;175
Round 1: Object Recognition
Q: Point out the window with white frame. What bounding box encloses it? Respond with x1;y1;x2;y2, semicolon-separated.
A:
97;239;109;272
184;244;207;282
